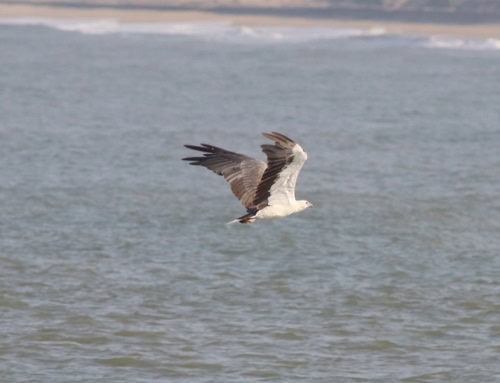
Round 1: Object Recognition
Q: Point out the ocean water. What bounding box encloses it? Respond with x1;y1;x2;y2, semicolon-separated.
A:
1;19;500;382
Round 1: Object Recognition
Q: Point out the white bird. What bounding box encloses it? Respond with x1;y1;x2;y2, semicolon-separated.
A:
183;132;312;224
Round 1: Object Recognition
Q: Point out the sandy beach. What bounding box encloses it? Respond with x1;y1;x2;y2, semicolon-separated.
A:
2;3;500;38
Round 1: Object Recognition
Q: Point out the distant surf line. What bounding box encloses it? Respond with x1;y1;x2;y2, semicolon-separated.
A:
2;17;500;51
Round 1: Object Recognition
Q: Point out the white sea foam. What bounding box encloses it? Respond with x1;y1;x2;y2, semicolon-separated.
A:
426;36;500;51
0;17;386;42
236;25;386;42
0;17;118;34
4;17;500;51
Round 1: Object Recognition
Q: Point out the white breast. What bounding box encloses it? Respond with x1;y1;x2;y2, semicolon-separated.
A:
256;201;304;220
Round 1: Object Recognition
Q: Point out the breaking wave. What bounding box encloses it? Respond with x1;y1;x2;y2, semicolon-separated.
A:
4;17;500;51
425;36;500;51
0;17;386;42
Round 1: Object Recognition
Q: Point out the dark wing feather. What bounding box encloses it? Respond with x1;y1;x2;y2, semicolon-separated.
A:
183;144;266;209
252;132;296;208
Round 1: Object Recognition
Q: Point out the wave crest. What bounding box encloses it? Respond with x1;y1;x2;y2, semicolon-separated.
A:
0;17;387;42
426;36;500;51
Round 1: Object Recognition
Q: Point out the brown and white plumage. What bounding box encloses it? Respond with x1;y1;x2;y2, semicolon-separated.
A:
183;132;312;224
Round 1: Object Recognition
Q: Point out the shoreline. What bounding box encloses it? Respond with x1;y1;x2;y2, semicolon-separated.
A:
2;3;500;39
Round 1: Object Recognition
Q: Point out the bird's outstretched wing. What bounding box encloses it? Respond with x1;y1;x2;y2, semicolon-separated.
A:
253;132;308;209
183;144;266;209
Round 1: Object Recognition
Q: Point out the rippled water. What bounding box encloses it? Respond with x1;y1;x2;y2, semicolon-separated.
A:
1;21;500;382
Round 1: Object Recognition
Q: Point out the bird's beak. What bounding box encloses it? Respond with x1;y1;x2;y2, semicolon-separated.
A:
310;203;314;208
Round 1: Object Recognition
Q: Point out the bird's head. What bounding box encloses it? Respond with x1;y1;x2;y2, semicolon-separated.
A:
297;200;314;211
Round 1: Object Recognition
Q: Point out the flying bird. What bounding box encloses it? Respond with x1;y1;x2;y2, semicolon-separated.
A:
183;132;312;224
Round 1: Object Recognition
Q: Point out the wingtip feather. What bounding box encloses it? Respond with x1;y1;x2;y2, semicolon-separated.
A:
262;132;295;145
271;131;295;143
182;156;203;163
184;144;212;152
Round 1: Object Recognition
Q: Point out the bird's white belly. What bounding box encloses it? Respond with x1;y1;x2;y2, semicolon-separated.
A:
256;204;297;220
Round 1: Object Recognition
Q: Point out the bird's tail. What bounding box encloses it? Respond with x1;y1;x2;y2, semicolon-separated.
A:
227;209;257;224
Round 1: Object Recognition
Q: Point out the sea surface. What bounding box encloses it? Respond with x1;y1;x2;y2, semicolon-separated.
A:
1;19;500;383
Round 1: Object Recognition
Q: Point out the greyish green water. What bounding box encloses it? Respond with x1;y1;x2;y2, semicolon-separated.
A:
1;20;500;382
